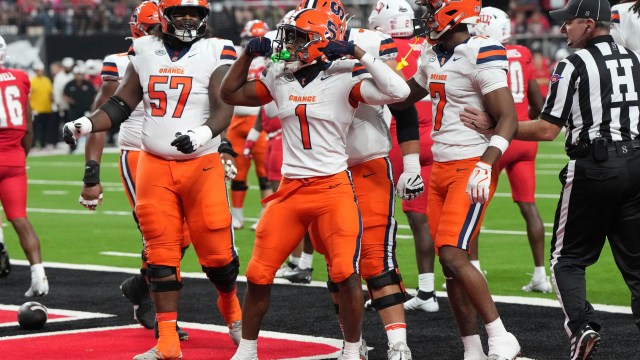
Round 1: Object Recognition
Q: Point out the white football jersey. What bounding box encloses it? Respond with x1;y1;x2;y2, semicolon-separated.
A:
414;36;509;162
101;52;145;151
611;3;640;52
260;61;370;178
344;28;398;166
130;36;237;160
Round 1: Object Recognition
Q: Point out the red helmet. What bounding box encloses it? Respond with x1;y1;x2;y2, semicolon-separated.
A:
296;0;347;40
274;9;338;63
415;0;480;44
158;0;209;42
241;20;270;40
129;1;161;39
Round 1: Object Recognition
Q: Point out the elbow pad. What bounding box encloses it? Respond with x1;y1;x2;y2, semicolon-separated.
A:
99;96;132;130
390;105;419;143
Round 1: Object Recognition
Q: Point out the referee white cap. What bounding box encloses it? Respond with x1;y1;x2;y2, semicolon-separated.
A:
549;0;611;21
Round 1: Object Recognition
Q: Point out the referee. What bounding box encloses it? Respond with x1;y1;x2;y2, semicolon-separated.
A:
460;0;640;358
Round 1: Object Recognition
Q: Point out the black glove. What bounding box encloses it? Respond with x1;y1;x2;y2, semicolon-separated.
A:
322;40;356;61
171;132;197;154
245;37;272;57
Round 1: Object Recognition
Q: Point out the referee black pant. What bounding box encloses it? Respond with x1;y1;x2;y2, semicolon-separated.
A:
550;144;640;337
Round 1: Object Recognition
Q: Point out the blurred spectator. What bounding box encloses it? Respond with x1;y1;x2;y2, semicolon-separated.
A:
29;62;55;149
63;65;96;121
52;56;74;127
526;9;551;35
49;60;62;78
512;9;528;34
532;50;552;98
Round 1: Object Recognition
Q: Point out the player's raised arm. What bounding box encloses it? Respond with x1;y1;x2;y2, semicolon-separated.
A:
220;37;272;107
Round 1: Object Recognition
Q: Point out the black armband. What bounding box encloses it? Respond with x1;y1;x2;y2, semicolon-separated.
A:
218;138;238;158
99;95;132;130
83;160;100;186
390;105;419;143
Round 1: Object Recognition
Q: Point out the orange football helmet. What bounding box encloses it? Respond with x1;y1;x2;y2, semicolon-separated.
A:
129;1;161;39
296;0;347;40
273;9;338;63
415;0;480;44
158;0;209;42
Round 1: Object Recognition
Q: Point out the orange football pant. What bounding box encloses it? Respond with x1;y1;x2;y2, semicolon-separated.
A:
226;114;268;183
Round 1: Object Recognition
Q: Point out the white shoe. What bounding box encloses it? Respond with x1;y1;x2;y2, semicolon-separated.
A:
228;320;242;346
387;341;411;360
132;347;182;360
231;208;244;230
464;351;488;360
337;339;368;360
403;291;439;312
25;276;49;297
275;261;296;278
488;332;520;360
521;275;552;293
232;216;243;230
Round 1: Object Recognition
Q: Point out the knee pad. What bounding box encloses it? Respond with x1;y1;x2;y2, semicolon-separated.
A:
365;270;407;311
145;265;182;292
258;176;269;191
231;181;248;191
202;257;239;292
326;279;340;314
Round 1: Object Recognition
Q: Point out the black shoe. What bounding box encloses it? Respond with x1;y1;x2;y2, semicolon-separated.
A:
283;266;312;284
0;243;10;278
570;324;600;360
120;274;155;329
154;321;189;341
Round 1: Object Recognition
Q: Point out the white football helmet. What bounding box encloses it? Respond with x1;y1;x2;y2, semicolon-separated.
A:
368;0;415;38
468;7;511;44
0;35;6;66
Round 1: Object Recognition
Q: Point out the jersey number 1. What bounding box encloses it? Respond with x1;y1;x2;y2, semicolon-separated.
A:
295;104;312;149
148;75;193;118
0;85;24;128
429;82;446;131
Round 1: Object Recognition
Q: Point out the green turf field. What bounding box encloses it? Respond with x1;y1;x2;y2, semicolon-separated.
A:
2;138;631;307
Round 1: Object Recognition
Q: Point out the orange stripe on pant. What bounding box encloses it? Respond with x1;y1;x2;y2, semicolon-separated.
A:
226;114;268;182
247;172;362;285
348;157;398;280
135;151;234;268
427;157;498;254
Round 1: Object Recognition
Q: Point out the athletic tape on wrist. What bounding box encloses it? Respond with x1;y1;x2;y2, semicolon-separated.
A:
489;135;510;155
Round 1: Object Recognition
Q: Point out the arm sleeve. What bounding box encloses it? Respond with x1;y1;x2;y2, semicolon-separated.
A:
390;105;419;143
263;100;278;118
539;60;576;126
355;53;410;105
474;67;509;95
255;80;274;105
413;53;430;90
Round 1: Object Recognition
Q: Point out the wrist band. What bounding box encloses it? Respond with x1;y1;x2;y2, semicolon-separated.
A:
218;138;238;158
489;135;510;155
83;160;100;185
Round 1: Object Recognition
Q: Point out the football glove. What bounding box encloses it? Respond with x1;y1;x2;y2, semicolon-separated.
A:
396;153;424;200
62;116;93;146
79;186;103;211
466;161;492;204
221;155;238;181
171;126;213;154
322;40;356;61
243;128;261;159
245;37;272;57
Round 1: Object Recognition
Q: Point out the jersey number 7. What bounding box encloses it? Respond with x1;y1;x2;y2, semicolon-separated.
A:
429;82;446;131
148;75;193;118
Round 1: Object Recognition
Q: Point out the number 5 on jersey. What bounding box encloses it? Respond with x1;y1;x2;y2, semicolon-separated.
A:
148;75;193;118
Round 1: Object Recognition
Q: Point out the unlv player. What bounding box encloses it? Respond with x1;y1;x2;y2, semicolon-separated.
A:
391;0;521;358
0;35;48;298
369;0;439;313
63;0;241;358
468;6;550;294
221;8;410;360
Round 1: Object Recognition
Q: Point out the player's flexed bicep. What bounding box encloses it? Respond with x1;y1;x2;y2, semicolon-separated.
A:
221;37;272;107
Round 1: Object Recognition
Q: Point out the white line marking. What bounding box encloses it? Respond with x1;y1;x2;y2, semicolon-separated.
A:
99;251;141;258
42;190;68;195
0;304;115;330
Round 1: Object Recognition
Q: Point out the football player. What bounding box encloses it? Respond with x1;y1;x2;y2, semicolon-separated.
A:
390;0;521;358
227;19;273;231
468;6;550;294
0;35;48;297
369;0;439;313
611;0;640;51
63;0;242;358
220;8;410;360
78;1;191;340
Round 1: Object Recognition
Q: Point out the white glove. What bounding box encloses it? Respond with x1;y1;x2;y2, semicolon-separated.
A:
466;161;492;204
222;157;237;181
170;125;213;154
62;116;93;146
396;153;424;200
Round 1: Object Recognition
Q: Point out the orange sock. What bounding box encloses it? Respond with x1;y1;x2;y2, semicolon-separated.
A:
156;312;181;357
217;288;242;325
231;190;247;208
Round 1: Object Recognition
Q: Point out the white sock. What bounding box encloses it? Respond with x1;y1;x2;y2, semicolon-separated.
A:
485;317;507;338
0;227;4;244
470;260;481;272
342;340;362;358
298;252;313;270
385;322;407;344
533;266;546;280
234;338;258;359
462;334;485;355
30;263;46;280
289;255;300;266
418;273;434;293
231;207;244;221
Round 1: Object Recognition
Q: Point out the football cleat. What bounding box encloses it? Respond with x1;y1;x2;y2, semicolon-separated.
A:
0;242;10;278
229;320;242;346
121;275;156;329
487;332;520;360
570;324;600;360
337;339;368;360
132;347;182;360
25;276;49;297
522;276;553;294
283;266;312;284
275;261;296;278
404;291;439;312
388;341;412;360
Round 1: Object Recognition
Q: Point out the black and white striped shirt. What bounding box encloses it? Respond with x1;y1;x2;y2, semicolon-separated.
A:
541;35;640;149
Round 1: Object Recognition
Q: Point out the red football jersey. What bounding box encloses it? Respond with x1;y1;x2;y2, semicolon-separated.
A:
0;68;31;167
505;44;536;121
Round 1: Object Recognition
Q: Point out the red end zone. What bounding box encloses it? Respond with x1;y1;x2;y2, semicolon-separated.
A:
0;322;343;360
